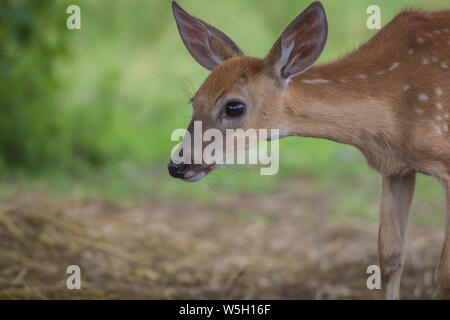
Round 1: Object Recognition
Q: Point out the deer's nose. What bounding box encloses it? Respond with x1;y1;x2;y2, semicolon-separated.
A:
168;160;188;178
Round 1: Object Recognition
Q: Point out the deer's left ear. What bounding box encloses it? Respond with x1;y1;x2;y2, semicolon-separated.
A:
265;1;328;84
172;1;243;71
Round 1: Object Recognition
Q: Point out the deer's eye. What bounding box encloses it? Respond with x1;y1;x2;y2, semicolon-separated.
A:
225;102;245;117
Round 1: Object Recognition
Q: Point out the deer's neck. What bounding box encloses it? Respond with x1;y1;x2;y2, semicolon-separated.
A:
282;61;398;157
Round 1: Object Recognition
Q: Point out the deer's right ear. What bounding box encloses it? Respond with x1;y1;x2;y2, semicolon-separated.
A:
265;1;328;85
172;1;243;71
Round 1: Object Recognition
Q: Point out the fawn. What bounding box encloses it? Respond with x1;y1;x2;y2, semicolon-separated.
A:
169;1;450;299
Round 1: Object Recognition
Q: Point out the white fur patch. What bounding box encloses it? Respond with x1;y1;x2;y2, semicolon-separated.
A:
433;124;442;135
301;79;331;84
389;62;400;71
418;94;429;101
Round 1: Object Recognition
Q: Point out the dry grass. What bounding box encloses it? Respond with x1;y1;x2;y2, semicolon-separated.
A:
0;189;444;299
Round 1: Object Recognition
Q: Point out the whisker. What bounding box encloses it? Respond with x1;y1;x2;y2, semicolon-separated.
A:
202;180;221;195
177;75;196;104
224;164;249;178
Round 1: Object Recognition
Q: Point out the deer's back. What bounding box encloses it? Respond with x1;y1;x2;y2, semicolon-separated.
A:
345;9;450;177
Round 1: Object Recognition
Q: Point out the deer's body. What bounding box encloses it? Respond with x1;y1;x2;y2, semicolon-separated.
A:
170;2;450;299
287;10;450;179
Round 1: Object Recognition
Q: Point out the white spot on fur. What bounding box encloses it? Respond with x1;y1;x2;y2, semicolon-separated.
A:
418;94;428;101
374;70;385;75
389;62;399;71
301;79;331;84
436;87;443;96
339;79;347;83
444;124;448;132
441;62;448;69
444;28;449;33
436;115;443;121
433;124;442;135
408;49;414;55
403;84;410;91
445;113;449;119
426;33;433;37
422;58;430;65
415;108;424;115
436;102;443;110
417;37;424;44
434;30;441;34
357;74;367;79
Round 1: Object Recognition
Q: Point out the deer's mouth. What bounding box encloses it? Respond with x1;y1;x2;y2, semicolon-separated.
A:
168;159;221;182
182;170;206;182
179;164;223;183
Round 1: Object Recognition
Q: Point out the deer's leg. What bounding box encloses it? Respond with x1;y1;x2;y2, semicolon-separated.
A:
435;181;450;299
378;172;416;300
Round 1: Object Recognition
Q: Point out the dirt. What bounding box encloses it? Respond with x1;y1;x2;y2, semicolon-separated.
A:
0;189;444;299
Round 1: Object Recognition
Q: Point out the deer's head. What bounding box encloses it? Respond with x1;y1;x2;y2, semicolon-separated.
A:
169;1;328;182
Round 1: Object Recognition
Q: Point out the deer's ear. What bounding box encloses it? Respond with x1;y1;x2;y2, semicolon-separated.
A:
265;1;328;83
172;1;243;71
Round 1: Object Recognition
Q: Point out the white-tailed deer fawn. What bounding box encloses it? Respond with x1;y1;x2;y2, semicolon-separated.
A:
169;1;450;299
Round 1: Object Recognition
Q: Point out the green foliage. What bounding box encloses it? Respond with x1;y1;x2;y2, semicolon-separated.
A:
0;0;69;169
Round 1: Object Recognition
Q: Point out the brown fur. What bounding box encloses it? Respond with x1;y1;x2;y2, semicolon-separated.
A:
174;4;450;299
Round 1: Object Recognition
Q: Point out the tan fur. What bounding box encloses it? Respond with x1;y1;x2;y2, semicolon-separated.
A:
183;8;450;299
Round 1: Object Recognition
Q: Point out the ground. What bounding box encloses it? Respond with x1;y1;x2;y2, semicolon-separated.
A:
0;183;443;299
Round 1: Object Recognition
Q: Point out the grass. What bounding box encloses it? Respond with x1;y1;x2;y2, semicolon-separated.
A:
0;192;442;299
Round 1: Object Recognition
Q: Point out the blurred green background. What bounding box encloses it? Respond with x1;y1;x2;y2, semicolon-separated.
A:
0;0;448;226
